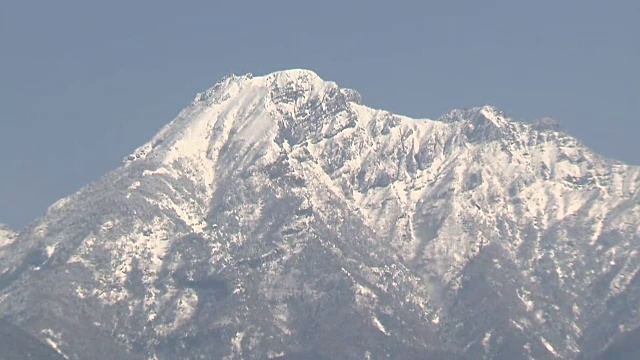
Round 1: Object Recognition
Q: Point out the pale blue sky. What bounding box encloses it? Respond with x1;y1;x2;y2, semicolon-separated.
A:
1;0;639;229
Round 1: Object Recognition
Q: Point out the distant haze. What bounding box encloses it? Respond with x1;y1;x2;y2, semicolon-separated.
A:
1;0;639;229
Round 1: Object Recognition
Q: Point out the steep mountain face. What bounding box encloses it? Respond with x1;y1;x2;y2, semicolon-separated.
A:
1;70;640;359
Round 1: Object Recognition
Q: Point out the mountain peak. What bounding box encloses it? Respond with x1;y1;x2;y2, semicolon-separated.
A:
192;69;325;105
432;105;516;143
475;104;504;119
268;68;322;81
436;105;506;124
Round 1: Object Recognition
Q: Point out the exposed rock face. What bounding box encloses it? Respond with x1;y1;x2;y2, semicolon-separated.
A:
1;70;640;359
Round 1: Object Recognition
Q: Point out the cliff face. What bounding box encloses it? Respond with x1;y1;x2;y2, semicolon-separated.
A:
1;70;639;359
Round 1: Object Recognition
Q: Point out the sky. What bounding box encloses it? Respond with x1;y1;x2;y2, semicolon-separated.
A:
1;0;639;229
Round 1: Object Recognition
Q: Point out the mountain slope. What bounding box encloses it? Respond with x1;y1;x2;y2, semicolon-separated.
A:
593;325;640;360
0;318;67;360
1;70;639;359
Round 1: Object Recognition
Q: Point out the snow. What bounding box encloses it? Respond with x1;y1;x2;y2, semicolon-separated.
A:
142;167;174;177
113;69;640;295
0;225;16;247
48;197;71;212
41;329;70;360
44;340;63;351
153;193;207;234
7;68;640;359
354;282;378;309
231;331;245;355
372;316;389;335
482;331;492;352
517;288;534;312
100;220;116;231
45;244;56;257
128;181;141;190
273;303;291;336
540;336;560;358
155;288;199;335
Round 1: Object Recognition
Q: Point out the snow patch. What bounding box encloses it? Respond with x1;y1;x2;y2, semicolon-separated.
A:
231;331;244;355
540;337;560;358
45;244;56;257
482;331;492;352
372;316;389;335
41;329;70;359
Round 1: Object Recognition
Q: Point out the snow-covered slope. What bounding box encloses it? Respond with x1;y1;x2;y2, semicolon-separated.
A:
0;224;16;248
1;69;639;360
0;224;18;284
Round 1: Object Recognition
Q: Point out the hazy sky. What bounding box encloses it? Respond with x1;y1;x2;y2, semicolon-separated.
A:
1;0;639;229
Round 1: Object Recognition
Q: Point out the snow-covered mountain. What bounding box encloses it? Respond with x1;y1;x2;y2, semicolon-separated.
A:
1;69;639;359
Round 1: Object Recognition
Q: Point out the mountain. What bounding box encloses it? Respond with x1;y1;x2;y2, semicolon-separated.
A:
1;69;640;359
